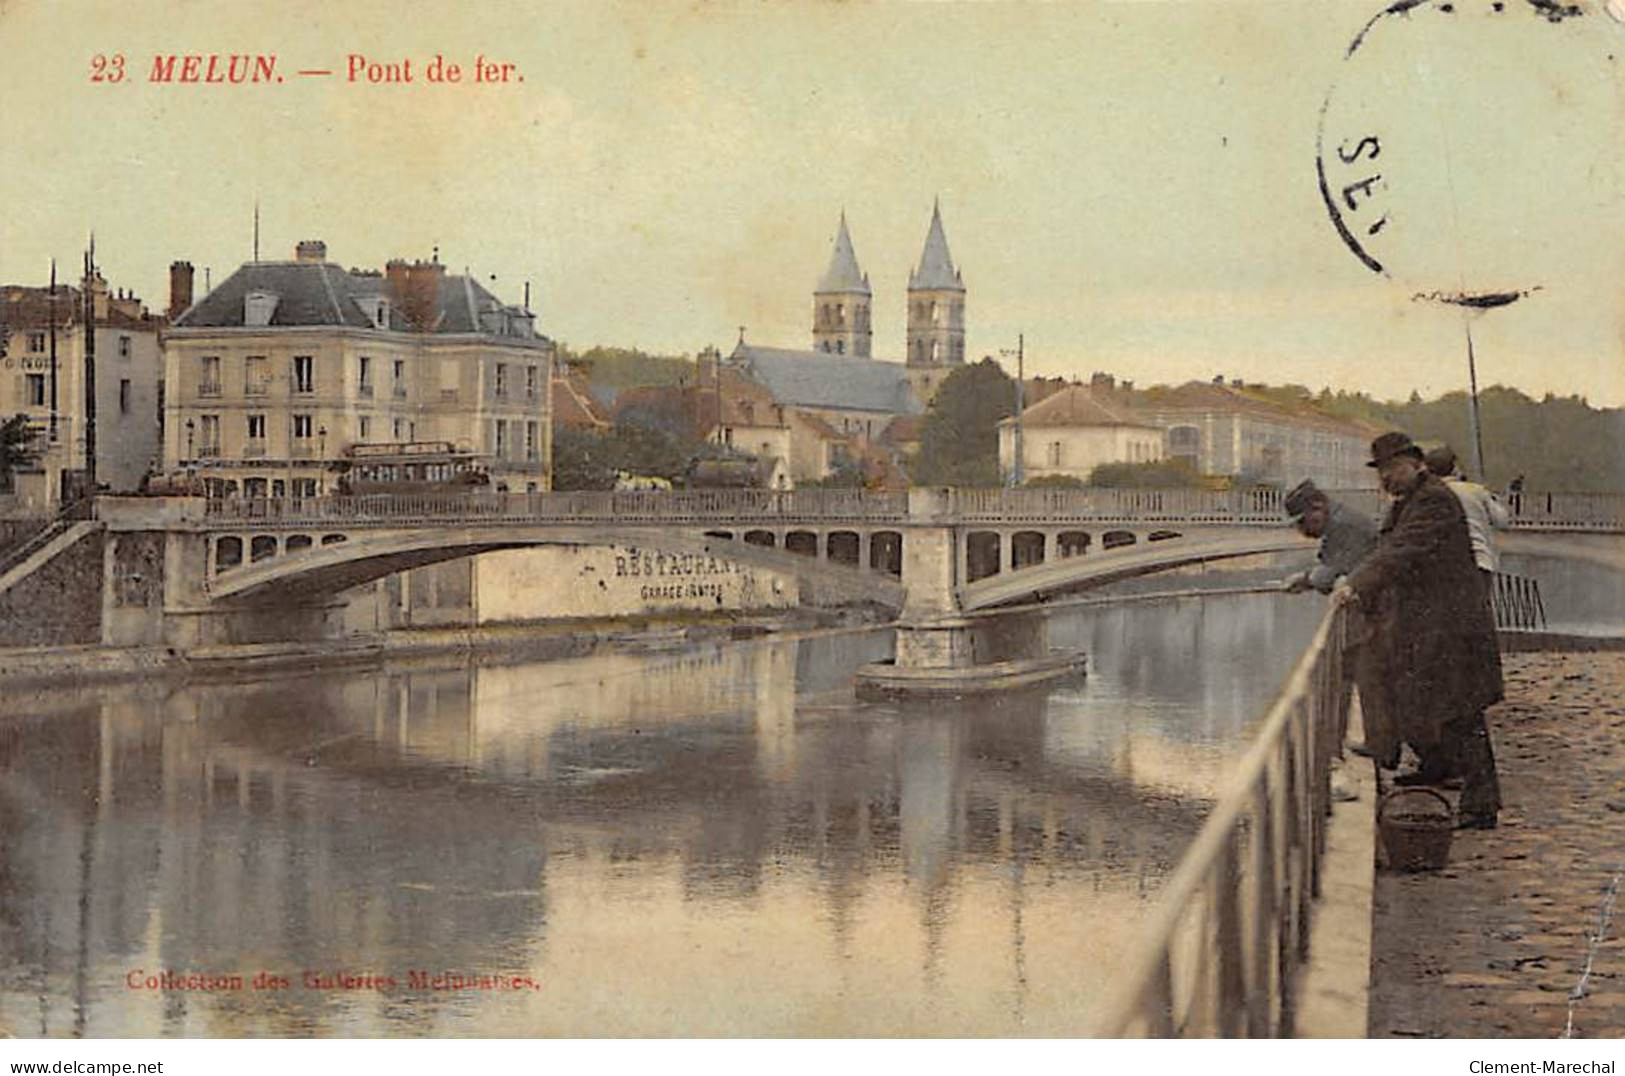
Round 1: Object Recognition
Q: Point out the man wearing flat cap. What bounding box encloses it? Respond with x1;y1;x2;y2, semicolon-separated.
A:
1335;432;1504;828
1282;478;1394;766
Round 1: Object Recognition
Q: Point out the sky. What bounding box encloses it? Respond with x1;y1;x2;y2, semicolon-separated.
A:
2;0;1623;405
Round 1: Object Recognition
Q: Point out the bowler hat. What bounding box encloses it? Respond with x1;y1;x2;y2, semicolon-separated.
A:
1283;478;1323;518
1423;444;1457;476
1366;431;1424;468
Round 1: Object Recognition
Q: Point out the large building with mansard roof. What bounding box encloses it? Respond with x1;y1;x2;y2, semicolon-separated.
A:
164;239;554;497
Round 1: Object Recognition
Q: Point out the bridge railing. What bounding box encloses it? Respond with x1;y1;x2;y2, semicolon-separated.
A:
1092;602;1351;1037
192;487;1625;531
200;488;913;526
948;486;1287;523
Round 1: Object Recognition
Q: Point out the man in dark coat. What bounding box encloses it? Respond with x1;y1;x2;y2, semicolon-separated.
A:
1336;432;1504;828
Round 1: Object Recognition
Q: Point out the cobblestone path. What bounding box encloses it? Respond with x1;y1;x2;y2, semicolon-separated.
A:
1369;651;1625;1038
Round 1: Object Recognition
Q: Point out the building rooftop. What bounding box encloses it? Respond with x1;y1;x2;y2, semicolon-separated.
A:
1001;384;1159;429
1137;380;1373;435
171;249;545;343
728;342;921;415
0;284;160;331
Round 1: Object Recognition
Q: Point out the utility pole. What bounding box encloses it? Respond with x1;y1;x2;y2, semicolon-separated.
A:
81;241;97;499
1003;334;1025;486
48;259;58;443
1464;319;1487;481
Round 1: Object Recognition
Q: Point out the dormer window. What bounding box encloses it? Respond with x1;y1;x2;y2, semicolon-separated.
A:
355;296;391;329
244;291;279;327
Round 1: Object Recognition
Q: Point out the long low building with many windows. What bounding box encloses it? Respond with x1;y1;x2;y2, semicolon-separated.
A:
163;240;553;497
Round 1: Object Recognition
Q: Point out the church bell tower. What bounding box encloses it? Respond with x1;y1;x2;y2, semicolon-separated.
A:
905;199;965;402
811;212;872;358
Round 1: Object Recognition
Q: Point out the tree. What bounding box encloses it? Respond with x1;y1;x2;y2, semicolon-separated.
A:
551;423;695;491
0;414;38;493
798;459;865;489
1089;458;1205;488
909;358;1015;487
558;345;692;398
1022;473;1085;489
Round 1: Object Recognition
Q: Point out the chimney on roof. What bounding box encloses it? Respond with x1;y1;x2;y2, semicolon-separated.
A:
1121;380;1133;392
386;257;445;332
1090;372;1116;392
1230;378;1244;388
295;240;327;263
697;345;721;389
168;261;194;319
1213;374;1225;385
83;267;109;321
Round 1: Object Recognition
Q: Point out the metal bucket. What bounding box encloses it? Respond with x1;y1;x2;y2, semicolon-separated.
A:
1378;787;1454;872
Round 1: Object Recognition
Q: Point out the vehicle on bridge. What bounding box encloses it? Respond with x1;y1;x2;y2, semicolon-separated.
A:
333;442;491;496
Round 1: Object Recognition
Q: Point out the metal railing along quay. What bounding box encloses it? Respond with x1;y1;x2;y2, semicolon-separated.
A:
1491;571;1547;632
1092;603;1352;1037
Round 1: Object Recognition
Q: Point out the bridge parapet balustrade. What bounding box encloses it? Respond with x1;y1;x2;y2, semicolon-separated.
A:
1093;603;1351;1037
200;489;914;529
189;487;1625;532
949;486;1287;525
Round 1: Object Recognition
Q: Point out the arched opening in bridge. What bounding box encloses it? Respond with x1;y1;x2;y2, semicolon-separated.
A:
1057;531;1091;558
826;531;860;567
250;536;278;563
869;531;902;577
321;534;348;546
704;530;734;541
1102;530;1137;550
785;530;819;558
966;531;1001;582
214;536;242;571
1147;529;1182;542
285;534;313;553
743;530;776;548
1011;531;1046;570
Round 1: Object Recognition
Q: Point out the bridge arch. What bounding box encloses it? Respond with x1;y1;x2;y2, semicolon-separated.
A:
203;523;906;612
960;530;1313;612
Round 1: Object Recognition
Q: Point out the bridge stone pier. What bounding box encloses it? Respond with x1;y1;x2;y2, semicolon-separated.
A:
74;487;1623;661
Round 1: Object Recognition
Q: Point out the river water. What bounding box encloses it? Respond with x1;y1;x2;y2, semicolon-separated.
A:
0;592;1339;1036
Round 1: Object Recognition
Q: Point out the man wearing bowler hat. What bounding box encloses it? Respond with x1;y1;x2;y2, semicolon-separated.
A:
1282;479;1396;767
1335;432;1504;828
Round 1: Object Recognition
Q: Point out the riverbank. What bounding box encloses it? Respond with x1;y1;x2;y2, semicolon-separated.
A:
0;605;892;689
1368;650;1625;1038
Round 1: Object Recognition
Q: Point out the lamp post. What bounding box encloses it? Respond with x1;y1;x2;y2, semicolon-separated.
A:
317;425;328;495
184;418;195;464
1413;288;1529;481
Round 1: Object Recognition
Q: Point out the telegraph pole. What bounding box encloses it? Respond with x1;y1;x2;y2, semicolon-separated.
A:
1003;334;1025;486
48;259;58;443
82;241;97;498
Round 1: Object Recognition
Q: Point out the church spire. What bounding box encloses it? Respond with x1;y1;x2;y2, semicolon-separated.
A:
812;210;873;357
909;198;963;292
817;210;871;295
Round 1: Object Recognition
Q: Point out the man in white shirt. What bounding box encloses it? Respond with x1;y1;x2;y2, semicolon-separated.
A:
1424;445;1510;576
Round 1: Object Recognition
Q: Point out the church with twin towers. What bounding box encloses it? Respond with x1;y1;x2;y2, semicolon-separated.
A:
727;202;967;436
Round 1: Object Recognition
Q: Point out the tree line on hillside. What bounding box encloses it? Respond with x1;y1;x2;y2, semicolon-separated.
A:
547;346;1625;493
907;362;1624;491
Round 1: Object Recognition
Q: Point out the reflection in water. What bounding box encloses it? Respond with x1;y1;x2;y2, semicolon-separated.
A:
0;593;1328;1036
